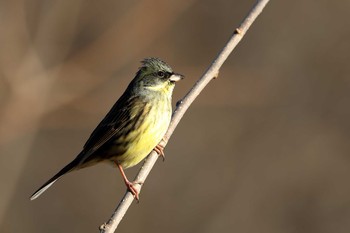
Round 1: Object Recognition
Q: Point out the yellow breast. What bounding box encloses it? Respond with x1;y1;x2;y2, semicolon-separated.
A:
116;99;172;168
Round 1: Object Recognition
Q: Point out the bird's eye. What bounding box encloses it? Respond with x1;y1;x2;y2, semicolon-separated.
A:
157;71;165;77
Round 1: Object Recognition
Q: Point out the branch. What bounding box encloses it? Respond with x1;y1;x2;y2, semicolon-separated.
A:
99;0;270;232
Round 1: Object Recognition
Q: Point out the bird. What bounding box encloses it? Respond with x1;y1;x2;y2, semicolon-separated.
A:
30;58;183;201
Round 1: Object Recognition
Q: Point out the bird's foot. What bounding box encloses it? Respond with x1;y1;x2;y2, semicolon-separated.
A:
124;180;142;201
154;144;165;161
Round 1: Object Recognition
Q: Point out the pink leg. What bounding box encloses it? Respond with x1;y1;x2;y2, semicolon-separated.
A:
154;144;165;161
116;163;139;201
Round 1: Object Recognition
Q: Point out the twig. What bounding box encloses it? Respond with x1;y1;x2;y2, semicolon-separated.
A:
99;0;270;232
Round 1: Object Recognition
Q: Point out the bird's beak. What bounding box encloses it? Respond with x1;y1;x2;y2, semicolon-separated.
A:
169;73;184;82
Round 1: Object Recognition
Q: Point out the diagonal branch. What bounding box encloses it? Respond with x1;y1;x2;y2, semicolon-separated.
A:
99;0;270;232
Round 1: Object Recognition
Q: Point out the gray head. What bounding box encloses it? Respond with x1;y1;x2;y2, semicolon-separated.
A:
129;58;183;95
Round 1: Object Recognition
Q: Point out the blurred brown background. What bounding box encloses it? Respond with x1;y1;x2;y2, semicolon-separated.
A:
1;0;350;232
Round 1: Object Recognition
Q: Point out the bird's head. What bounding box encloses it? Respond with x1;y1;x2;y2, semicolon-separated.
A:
130;58;183;95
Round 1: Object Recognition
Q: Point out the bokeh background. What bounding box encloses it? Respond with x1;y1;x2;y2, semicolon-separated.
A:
1;0;350;232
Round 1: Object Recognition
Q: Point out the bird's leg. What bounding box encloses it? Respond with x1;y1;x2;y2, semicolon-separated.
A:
154;144;165;161
154;136;168;161
116;163;140;201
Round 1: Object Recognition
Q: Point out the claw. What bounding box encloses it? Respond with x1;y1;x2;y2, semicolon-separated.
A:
116;163;141;201
124;180;140;201
154;144;165;161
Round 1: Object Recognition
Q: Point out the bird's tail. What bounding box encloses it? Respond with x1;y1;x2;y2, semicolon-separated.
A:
30;159;79;200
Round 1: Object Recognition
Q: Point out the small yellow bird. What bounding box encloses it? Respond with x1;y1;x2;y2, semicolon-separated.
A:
30;58;183;200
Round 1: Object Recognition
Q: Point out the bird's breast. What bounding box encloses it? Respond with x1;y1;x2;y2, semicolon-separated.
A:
115;97;172;168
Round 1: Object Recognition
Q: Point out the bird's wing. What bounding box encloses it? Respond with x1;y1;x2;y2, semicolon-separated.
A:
82;94;147;157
